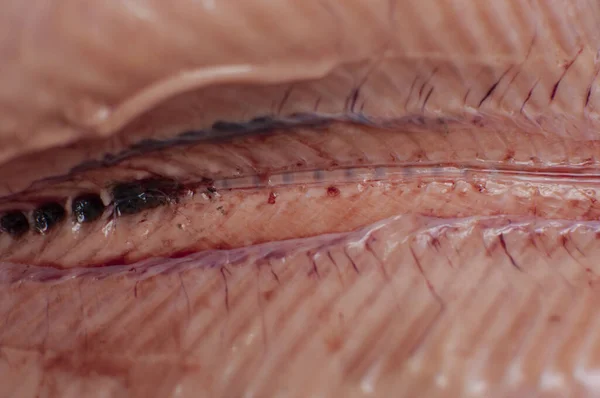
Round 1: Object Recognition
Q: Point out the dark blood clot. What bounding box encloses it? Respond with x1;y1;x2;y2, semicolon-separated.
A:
0;211;29;237
33;202;66;233
72;194;105;223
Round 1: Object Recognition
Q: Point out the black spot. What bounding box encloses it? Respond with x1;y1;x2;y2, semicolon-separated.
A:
288;112;313;120
178;130;202;138
586;87;592;107
250;116;274;124
130;138;164;150
112;178;180;216
33;202;66;233
248;115;286;132
72;194;105;223
1;211;29;237
550;80;560;101
211;120;246;132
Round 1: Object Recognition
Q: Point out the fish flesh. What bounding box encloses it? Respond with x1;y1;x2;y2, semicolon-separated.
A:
1;0;600;397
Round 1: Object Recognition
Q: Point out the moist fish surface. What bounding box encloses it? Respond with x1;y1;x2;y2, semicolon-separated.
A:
1;1;600;397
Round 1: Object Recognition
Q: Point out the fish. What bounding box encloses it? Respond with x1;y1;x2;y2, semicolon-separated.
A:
0;0;599;397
